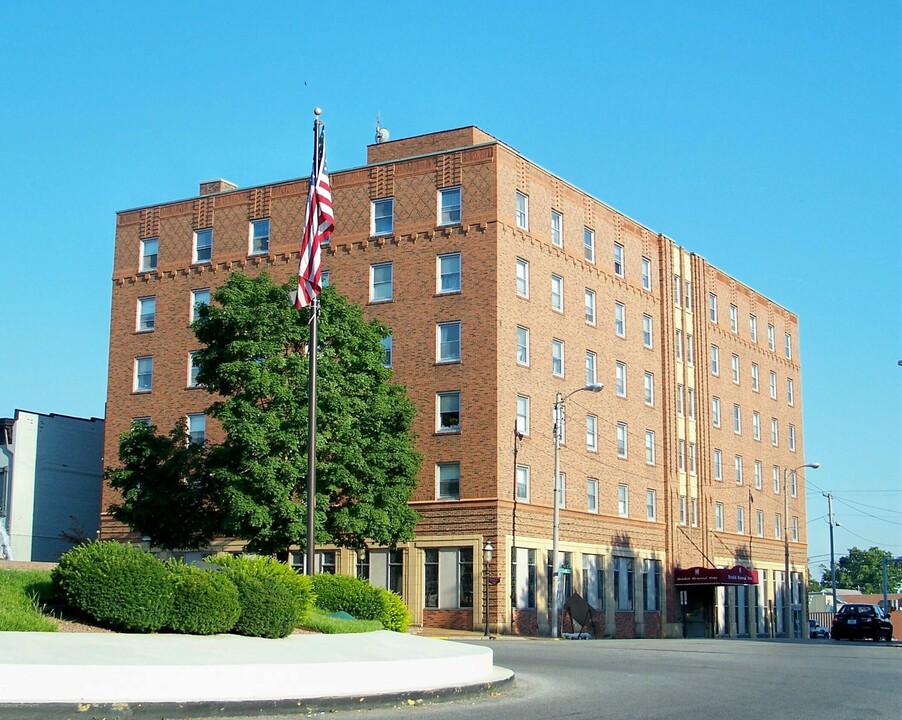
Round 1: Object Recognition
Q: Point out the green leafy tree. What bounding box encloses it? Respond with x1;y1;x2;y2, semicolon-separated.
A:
108;272;421;556
106;420;223;550
820;546;902;594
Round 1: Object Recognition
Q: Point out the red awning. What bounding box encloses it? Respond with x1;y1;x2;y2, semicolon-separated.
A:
674;565;759;586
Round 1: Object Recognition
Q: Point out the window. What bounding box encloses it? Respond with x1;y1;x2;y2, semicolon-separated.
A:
516;395;530;436
614;557;634;610
132;417;151;428
786;378;795;406
731;354;740;384
737;506;745;534
134;356;153;392
321;271;330;287
140;237;158;272
191;288;210;323
791;516;799;542
437;321;461;362
771;417;779;446
372;198;393;235
551;274;564;312
585;289;596;325
551;339;564;377
188;352;202;387
381;335;392;367
675;329;683;362
749;314;758;343
643;372;654;406
641;257;652;291
584;227;595;263
788;424;796;451
677;384;685;416
773;465;781;494
642;314;653;348
774;514;782;540
187;413;206;446
516;465;530;501
615;361;627;397
735;455;744;485
614;302;626;337
689;442;697;475
515;192;528;230
437;392;461;433
686;334;694;364
729;303;738;333
582;554;604;610
712;396;722;427
752;411;761;441
137;296;156;332
733;404;742;434
708;293;718;323
193;228;212;264
754;460;763;489
691;498;699;527
370;262;393;302
551;210;563;247
617;484;629;517
586;351;597;386
687;388;696;419
678;440;686;471
713;449;723;481
437;463;460;500
587;478;599;512
250;218;270;254
784;333;793;360
790;470;798;497
767;324;776;352
673;274;682;306
715;502;724;531
437;253;461;294
516;258;529;298
710;345;720;376
756;510;765;537
645;430;656;465
646;490;656;521
613;242;624;277
424;547;472;608
616;423;628;459
439;187;461;225
516;326;530;366
770;371;778;400
586;415;598;451
680;495;687;525
751;363;760;393
512;547;537;610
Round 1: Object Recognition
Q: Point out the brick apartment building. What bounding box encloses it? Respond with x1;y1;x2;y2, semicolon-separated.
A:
103;126;811;638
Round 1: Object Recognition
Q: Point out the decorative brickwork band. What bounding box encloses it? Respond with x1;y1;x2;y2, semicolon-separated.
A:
193;197;214;230
139;208;160;239
249;187;272;220
436;152;462;188
370;164;395;199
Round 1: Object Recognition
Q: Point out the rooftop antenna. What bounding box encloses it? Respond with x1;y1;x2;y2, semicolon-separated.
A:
375;112;389;144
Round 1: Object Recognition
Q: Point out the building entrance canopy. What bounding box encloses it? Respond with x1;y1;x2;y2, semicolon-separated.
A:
674;565;759;587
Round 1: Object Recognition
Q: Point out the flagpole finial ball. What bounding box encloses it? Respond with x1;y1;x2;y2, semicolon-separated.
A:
313;107;322;116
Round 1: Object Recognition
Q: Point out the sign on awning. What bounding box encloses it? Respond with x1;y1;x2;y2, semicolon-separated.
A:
674;565;759;586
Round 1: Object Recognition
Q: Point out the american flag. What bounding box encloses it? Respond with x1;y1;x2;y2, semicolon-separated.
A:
296;125;334;309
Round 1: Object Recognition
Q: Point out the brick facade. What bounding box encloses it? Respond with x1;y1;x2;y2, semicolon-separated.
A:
103;126;810;638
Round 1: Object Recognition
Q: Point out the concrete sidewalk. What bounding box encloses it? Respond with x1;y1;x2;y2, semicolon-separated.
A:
0;630;514;719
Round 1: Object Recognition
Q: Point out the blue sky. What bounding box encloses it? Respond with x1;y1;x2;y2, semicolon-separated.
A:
2;2;899;574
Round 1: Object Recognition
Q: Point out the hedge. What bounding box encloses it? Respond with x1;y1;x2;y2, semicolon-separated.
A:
165;561;241;635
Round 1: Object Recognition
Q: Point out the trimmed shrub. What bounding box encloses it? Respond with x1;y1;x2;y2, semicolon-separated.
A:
165;561;241;635
312;573;383;622
52;541;173;632
379;589;410;633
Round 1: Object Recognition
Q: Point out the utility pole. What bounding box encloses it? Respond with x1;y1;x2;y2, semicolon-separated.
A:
825;492;837;611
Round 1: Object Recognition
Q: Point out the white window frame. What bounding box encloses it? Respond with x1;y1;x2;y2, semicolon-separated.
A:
768;324;776;352
644;372;654;406
733;404;742;434
586;415;598;452
437;252;461;294
775;513;782;540
731;354;740;384
711;345;720;376
551;209;563;248
438;187;461;226
551;339;565;377
613;242;624;277
137;296;156;332
752;411;761;441
786;378;795;406
689;442;697;475
516;258;529;298
773;465;781;494
675;329;683;362
616;422;628;459
585;289;596;325
688;388;696;419
584;227;596;263
191;288;210;323
735;455;744;485
713;449;723;481
617;484;629;517
437;321;461;363
193;228;213;264
673;274;682;307
515;191;529;230
757;510;765;537
614;301;626;337
140;237;159;272
436;462;461;500
516;465;530;501
749;314;758;343
250;218;270;254
188;351;202;388
615;361;627;398
641;257;652;291
516;326;530;366
708;293;718;323
678;439;686;472
729;303;738;333
645;430;656;465
646;490;656;521
791;516;799;542
715;503;724;531
784;333;793;360
686;333;694;364
436;391;461;433
771;417;779;446
187;412;206;446
134;356;153;392
751;363;760;393
586;351;597;386
754;460;763;489
551;274;564;313
770;371;778;400
372;197;394;236
712;396;721;427
788;424;797;451
642;314;653;349
587;478;598;513
370;262;393;302
737;506;745;534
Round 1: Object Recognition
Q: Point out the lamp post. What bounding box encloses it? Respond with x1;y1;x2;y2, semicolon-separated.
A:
483;540;493;637
784;462;819;638
551;383;604;638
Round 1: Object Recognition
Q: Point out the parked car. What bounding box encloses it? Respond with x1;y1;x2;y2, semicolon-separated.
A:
831;603;894;642
808;619;830;638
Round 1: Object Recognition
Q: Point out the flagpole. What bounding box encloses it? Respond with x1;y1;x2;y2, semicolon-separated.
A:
305;109;323;577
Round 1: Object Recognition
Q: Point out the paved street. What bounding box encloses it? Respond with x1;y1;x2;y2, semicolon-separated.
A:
237;638;900;720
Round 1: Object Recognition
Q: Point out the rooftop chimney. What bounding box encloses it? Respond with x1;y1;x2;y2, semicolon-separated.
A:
199;179;237;196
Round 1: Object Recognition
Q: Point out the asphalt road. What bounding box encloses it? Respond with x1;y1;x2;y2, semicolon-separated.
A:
229;638;901;720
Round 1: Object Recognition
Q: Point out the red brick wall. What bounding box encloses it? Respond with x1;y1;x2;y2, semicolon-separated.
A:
615;612;637;638
644;611;662;638
510;609;538;636
422;608;474;631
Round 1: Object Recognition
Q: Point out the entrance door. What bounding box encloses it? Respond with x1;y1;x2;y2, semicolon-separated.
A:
682;587;713;638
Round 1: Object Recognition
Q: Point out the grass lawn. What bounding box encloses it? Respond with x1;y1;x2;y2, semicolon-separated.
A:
0;569;57;632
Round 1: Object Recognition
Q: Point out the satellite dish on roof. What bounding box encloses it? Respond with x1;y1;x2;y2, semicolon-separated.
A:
375;112;389;143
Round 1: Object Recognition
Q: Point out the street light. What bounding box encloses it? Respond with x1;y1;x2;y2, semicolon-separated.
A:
483;540;493;637
551;383;604;638
784;462;819;638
